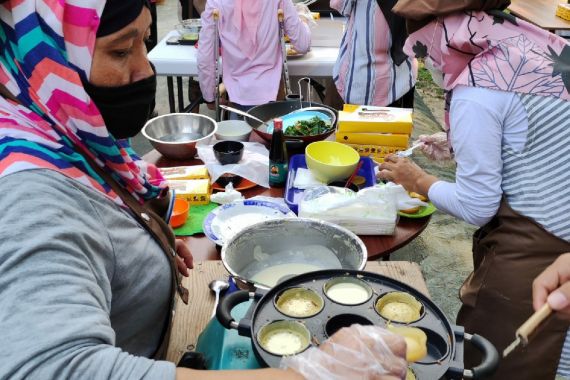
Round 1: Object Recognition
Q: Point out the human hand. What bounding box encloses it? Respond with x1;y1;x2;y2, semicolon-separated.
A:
280;325;407;380
206;96;227;111
417;132;453;161
175;239;194;277
533;253;570;321
378;155;438;196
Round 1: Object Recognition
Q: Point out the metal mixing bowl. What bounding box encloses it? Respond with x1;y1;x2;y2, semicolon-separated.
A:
142;113;217;160
221;218;367;290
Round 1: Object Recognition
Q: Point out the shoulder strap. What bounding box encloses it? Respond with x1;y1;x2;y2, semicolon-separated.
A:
84;154;189;303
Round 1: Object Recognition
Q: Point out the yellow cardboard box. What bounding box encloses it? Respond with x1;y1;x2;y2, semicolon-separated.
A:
167;179;211;205
338;105;413;135
336;132;409;147
556;3;570;20
345;144;406;163
160;165;209;181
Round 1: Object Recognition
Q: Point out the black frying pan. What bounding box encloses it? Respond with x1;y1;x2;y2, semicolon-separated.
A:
245;100;338;143
217;270;499;379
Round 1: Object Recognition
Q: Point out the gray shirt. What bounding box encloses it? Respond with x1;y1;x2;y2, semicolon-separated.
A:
0;169;176;379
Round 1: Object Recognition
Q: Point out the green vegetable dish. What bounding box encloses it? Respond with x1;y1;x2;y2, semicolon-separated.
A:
285;116;333;137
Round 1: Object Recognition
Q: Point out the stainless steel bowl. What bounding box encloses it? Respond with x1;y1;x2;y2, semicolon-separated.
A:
142;113;217;160
221;218;367;290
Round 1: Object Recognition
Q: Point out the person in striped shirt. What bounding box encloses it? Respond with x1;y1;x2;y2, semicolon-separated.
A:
379;1;570;378
330;0;417;108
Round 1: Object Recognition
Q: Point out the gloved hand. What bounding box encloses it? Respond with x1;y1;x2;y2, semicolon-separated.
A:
280;325;408;380
295;3;317;27
416;132;453;161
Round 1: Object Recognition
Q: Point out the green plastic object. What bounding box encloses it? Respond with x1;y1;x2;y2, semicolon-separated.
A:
195;300;262;370
398;202;437;218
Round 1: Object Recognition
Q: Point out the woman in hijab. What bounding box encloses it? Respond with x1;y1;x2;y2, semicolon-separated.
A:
197;0;311;116
0;1;407;379
379;0;570;378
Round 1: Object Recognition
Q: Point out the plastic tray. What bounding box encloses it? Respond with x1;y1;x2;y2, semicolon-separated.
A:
284;154;376;214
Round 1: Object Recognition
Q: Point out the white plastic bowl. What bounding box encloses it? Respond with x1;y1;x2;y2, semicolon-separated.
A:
215;120;252;142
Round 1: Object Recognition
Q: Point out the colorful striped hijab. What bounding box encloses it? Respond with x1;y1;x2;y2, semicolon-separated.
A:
0;0;166;205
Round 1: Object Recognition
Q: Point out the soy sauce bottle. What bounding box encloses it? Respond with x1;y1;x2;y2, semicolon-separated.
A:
269;118;288;187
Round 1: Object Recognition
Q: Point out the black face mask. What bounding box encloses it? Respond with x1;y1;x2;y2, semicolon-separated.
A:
83;71;157;140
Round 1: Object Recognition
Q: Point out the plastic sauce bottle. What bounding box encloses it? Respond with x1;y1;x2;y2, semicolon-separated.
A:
269;118;288;188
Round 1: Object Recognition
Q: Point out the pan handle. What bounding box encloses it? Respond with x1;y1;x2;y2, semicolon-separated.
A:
462;332;500;379
216;290;254;334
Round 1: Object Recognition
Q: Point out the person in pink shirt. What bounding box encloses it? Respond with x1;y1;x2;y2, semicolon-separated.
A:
197;0;311;117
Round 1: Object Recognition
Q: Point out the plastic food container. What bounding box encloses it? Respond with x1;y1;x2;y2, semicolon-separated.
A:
170;198;190;228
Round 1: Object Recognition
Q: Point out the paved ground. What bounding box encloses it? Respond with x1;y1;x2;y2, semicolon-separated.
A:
134;0;476;322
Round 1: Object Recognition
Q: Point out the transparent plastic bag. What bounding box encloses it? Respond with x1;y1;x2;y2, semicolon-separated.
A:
298;186;398;235
281;324;408;380
295;3;317;27
416;132;453;161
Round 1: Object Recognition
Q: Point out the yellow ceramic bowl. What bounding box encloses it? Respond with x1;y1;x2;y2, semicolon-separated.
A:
305;141;360;183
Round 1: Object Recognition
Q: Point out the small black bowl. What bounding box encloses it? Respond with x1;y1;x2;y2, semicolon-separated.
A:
328;180;359;192
213;141;244;165
215;174;243;188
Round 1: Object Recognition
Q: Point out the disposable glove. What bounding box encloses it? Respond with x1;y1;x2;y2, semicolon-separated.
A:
281;325;408;380
416;132;453;161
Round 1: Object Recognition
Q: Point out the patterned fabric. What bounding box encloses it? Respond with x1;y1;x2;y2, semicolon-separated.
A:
331;0;416;106
0;0;166;205
403;11;570;129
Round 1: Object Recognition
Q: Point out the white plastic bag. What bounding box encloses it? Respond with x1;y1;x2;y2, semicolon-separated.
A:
197;141;270;188
381;182;428;211
299;186;398;235
209;182;244;205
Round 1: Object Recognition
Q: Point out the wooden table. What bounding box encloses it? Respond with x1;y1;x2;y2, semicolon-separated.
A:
509;0;570;31
144;149;431;261
166;260;430;363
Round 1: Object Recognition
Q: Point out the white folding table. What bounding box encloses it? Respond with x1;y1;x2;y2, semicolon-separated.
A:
148;18;344;112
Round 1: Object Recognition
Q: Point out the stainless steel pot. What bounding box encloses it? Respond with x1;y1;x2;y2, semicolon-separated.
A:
221;218;367;290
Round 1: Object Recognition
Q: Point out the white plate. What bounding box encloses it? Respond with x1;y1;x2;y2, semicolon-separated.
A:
203;200;296;246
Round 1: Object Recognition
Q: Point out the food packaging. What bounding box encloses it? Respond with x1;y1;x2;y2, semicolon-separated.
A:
557;3;570;21
298;185;398;235
160;165;209;180
336;105;413;163
167;179;211;205
337;105;413;134
335;132;409;147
